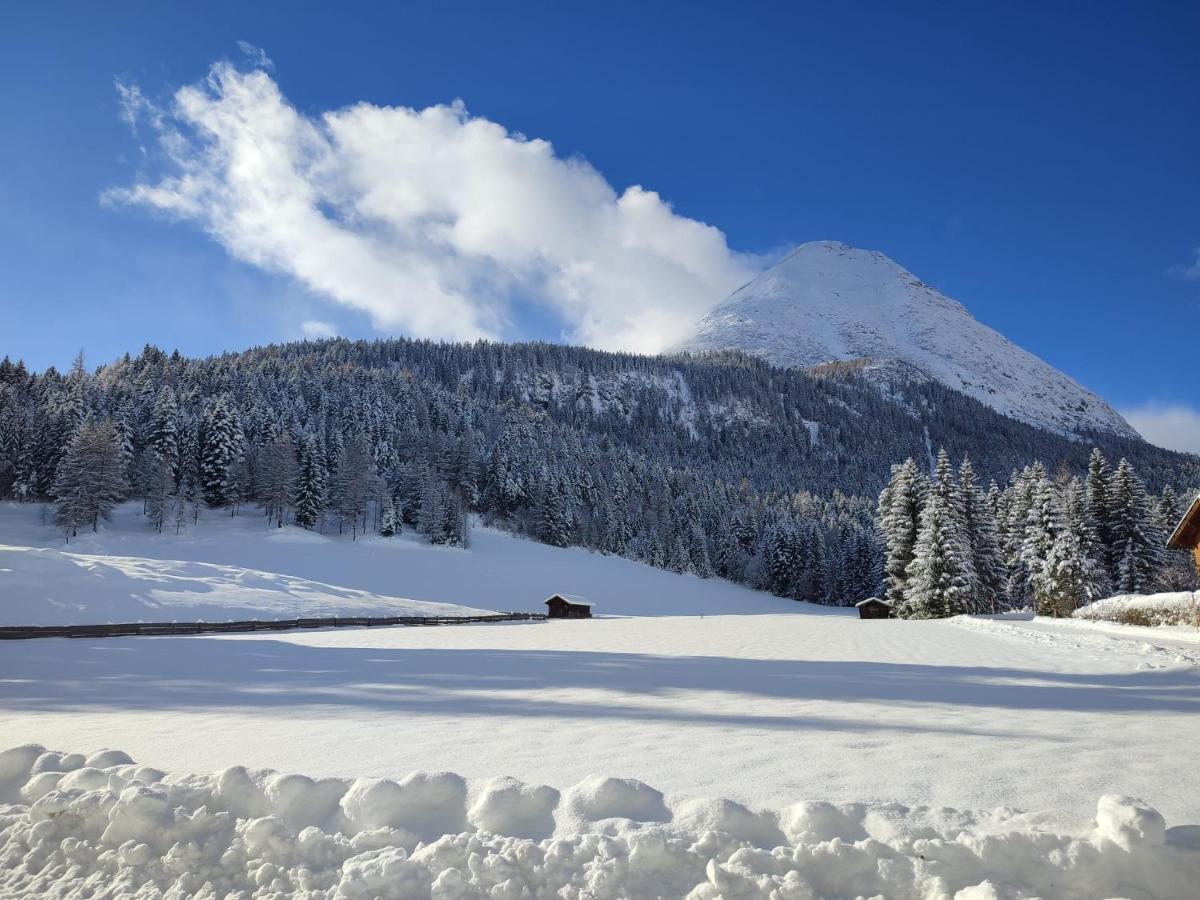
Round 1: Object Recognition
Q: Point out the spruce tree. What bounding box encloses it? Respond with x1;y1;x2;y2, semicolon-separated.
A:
535;477;572;548
379;493;398;537
958;457;1007;613
199;396;243;508
1109;458;1163;593
878;458;923;607
901;485;972;619
1033;528;1090;617
294;434;326;530
1085;448;1114;576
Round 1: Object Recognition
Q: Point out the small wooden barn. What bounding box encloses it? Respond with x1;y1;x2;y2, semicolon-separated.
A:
544;594;594;619
855;597;893;619
1166;493;1200;576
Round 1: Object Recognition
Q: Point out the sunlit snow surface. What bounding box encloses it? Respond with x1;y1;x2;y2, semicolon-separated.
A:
2;503;1199;897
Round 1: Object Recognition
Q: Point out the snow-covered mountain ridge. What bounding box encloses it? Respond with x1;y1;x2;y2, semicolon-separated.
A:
678;241;1138;440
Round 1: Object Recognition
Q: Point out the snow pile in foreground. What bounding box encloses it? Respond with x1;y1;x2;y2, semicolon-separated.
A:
1074;591;1200;629
0;544;492;626
2;746;1197;899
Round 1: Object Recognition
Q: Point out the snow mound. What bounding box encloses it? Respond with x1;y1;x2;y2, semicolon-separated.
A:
1;746;1197;899
1075;591;1200;628
0;542;491;626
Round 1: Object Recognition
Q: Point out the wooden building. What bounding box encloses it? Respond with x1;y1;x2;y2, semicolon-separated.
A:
1166;494;1200;576
855;597;893;619
544;594;594;619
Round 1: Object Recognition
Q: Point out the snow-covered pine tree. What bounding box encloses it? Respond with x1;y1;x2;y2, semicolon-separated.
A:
293;434;326;530
1033;527;1090;617
878;458;924;607
198;395;243;508
1018;465;1062;604
933;448;977;595
1085;448;1115;577
443;488;470;548
761;519;801;598
52;420;129;540
379;493;398;537
958;457;1006;613
1063;476;1110;599
901;481;972;619
1109;458;1163;593
535;476;572;548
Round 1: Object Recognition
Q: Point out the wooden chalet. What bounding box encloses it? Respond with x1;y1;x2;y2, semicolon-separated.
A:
544;594;594;619
855;597;893;620
1166;493;1200;576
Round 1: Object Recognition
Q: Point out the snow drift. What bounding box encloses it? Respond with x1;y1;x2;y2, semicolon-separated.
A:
1;745;1196;899
1075;591;1200;629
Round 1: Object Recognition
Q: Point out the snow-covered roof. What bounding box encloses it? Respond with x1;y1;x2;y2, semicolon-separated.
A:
855;597;892;608
545;593;594;607
1166;494;1200;550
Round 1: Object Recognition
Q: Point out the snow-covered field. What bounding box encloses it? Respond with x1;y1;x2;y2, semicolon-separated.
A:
0;502;790;623
3;503;1200;897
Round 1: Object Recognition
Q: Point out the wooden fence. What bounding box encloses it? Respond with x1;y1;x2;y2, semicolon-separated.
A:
0;612;547;641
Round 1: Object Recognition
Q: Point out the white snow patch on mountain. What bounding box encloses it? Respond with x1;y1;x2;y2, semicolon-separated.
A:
678;241;1137;440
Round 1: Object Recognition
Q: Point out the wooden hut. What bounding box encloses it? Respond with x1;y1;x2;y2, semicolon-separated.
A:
855;597;893;619
1166;494;1200;576
544;594;594;619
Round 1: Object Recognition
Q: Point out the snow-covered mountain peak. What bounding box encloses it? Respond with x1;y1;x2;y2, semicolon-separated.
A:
680;242;1138;440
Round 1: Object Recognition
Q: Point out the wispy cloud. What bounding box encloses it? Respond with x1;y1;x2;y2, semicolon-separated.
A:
1121;403;1200;455
236;41;274;70
105;55;754;353
300;319;338;339
1169;246;1200;281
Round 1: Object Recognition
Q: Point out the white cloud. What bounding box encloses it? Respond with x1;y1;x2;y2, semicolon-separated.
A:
236;41;274;70
300;319;338;339
1121;403;1200;455
106;60;755;354
1169;247;1200;280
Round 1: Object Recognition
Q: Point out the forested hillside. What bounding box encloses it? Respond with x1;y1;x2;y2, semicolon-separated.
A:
1;338;1195;606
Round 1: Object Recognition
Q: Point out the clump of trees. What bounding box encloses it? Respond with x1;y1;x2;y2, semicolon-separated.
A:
880;448;1192;619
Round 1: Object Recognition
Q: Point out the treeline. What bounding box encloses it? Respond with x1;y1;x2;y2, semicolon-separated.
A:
879;448;1193;619
0;339;1196;610
0;347;882;604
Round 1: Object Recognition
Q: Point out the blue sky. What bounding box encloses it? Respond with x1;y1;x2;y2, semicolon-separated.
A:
1;2;1198;447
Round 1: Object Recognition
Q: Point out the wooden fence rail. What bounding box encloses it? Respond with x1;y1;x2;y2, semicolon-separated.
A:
0;612;548;641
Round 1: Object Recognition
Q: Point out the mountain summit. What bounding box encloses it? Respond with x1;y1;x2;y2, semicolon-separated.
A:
678;241;1137;440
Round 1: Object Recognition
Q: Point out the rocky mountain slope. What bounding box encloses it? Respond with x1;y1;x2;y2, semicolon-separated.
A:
678;241;1137;440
